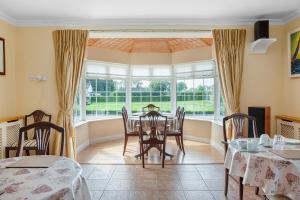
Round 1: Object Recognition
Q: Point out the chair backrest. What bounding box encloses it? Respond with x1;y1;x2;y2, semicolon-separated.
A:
139;111;167;142
121;106;129;135
25;110;52;125
177;108;185;132
223;113;258;144
25;110;52;140
17;122;64;156
142;104;160;112
175;106;181;118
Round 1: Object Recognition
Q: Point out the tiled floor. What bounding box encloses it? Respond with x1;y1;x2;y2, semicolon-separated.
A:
78;138;224;164
81;164;264;200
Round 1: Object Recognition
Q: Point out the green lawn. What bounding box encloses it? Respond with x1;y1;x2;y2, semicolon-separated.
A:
85;100;214;114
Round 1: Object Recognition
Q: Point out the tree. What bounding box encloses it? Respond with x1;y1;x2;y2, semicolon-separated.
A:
96;80;115;92
177;81;187;92
149;80;170;92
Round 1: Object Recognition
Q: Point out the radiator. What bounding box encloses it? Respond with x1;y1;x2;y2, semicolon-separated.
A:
276;118;300;140
0;119;23;159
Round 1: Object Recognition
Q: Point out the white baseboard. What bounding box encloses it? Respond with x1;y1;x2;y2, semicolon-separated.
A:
90;134;123;145
183;135;210;144
77;140;90;153
77;133;223;154
210;140;224;154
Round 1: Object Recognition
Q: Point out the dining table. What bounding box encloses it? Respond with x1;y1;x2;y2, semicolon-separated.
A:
127;112;178;159
225;138;300;200
127;112;178;133
0;155;91;200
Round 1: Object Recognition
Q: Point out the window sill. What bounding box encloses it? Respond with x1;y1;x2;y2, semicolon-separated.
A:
74;121;88;128
74;116;223;128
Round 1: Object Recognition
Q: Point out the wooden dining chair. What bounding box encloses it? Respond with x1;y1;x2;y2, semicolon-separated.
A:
223;113;258;200
166;107;185;154
142;104;160;112
139;111;168;168
122;106;139;156
5;110;52;158
17;121;64;157
175;106;181;118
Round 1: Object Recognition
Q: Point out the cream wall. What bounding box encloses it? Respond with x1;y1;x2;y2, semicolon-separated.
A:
1;18;300;149
0;20;17;118
16;27;59;120
88;118;123;141
240;25;285;135
282;18;300;117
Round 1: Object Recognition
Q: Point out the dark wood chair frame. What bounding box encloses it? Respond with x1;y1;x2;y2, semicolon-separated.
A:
5;110;52;158
167;108;185;154
16;121;64;157
142;104;160;112
122;106;139;156
138;111;168;168
223;113;259;200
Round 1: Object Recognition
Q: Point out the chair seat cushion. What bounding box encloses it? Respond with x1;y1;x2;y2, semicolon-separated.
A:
166;130;181;135
10;140;37;148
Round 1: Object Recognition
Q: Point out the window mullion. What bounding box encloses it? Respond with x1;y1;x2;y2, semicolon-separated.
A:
81;62;87;121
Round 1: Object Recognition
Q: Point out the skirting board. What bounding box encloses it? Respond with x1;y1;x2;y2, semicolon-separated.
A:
76;134;221;153
183;135;210;144
77;140;90;154
90;134;124;145
210;140;224;154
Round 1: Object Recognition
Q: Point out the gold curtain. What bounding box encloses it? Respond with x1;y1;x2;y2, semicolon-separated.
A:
212;29;246;139
52;30;88;159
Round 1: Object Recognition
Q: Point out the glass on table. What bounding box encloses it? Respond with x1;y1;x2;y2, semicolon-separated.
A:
273;134;284;149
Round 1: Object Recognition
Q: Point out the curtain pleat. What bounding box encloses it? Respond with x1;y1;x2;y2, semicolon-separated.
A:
52;30;88;159
212;29;246;139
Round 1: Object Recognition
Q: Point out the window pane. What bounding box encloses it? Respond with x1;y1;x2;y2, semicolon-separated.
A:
73;91;81;123
86;78;126;119
176;78;214;118
131;80;171;113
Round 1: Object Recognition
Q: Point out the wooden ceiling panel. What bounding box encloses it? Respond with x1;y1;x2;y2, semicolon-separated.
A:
87;38;213;53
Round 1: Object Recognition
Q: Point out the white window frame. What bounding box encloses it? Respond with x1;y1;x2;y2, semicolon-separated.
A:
75;59;223;123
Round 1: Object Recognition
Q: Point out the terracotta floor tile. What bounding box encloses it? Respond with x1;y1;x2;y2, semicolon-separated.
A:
129;191;158;200
204;179;225;191
90;190;103;200
134;179;158;190
100;191;130;200
185;191;214;200
105;180;135;190
178;171;202;180
87;180;108;191
158;191;186;200
181;180;208;190
78;139;223;165
157;180;183;190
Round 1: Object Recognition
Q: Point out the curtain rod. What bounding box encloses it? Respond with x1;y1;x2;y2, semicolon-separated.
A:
88;29;212;32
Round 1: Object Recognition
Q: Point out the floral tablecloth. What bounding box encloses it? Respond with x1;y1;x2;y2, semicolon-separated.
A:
225;140;300;199
0;156;91;200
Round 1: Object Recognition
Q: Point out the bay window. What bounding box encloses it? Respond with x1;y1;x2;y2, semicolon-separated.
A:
75;60;224;122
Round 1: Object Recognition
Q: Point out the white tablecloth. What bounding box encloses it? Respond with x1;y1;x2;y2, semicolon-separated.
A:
225;140;300;200
127;115;177;132
0;156;91;200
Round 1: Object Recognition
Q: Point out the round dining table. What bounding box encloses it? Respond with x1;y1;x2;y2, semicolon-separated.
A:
0;155;91;200
225;138;300;200
127;112;177;132
127;113;178;159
